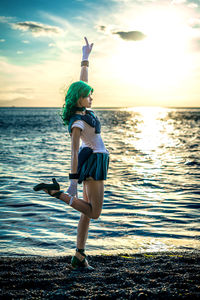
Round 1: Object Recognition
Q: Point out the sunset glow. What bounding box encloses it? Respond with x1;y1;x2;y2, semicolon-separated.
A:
112;8;193;89
0;0;199;107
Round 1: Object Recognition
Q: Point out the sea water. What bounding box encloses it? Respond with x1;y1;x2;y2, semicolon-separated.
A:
0;107;200;256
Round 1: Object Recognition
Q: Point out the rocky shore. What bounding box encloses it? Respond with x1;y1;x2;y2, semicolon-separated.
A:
0;251;199;299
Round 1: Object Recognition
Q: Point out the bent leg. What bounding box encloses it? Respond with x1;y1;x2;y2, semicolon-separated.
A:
84;180;104;219
59;180;104;219
76;182;91;249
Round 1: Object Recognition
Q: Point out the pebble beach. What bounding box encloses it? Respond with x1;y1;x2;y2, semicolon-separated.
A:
1;251;200;299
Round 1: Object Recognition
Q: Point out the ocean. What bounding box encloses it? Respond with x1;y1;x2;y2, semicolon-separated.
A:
0;107;200;256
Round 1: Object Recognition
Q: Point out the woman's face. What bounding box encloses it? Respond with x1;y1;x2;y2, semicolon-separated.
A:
78;92;93;108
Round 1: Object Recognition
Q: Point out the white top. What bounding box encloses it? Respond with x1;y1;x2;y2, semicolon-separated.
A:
71;120;109;154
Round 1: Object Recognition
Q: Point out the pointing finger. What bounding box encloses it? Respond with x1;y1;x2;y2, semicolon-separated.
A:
84;37;89;46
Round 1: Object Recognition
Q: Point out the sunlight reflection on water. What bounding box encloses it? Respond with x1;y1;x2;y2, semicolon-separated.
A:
0;107;200;256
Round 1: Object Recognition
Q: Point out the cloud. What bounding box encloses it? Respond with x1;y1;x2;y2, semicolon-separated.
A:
0;16;14;23
97;25;146;41
0;87;35;104
0;97;31;107
0;87;34;94
170;0;199;7
99;25;106;32
0;39;5;42
0;52;79;107
110;0;133;3
171;0;186;4
0;86;34;107
0;15;63;37
11;21;63;37
113;31;146;41
188;2;198;8
189;18;200;28
48;43;56;47
17;51;23;55
22;40;30;44
96;24;115;35
190;38;200;51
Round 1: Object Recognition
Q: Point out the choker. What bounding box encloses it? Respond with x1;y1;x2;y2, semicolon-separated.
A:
75;107;86;112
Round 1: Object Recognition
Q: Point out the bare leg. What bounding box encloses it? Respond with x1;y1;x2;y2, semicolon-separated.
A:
56;180;104;219
76;182;90;249
72;180;104;269
44;188;93;217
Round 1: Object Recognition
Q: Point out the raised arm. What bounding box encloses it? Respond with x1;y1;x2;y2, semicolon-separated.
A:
80;65;88;83
80;37;94;83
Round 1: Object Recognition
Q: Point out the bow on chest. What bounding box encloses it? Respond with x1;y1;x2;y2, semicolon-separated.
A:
81;113;101;133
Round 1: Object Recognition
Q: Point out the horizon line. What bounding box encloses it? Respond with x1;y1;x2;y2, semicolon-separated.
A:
0;106;200;109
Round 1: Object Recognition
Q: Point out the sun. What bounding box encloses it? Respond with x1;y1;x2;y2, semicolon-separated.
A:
111;6;192;90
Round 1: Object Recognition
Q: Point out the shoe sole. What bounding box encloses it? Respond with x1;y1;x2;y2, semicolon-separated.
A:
67;264;95;272
33;183;45;191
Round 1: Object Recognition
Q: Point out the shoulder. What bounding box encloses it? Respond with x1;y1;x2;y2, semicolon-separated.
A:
68;114;84;133
71;119;85;130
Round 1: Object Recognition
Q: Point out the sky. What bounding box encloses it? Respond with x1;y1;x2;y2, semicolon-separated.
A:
0;0;200;107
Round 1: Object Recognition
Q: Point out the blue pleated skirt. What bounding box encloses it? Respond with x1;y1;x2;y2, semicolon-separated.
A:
78;152;109;184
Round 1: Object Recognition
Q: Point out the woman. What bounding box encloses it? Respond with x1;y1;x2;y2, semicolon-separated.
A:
33;37;109;271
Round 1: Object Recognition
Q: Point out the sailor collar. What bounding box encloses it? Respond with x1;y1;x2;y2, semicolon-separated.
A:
68;110;101;134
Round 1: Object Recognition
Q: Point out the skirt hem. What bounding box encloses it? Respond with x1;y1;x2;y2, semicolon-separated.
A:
77;152;109;184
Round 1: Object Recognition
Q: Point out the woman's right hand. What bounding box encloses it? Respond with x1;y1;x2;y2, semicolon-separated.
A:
82;37;94;61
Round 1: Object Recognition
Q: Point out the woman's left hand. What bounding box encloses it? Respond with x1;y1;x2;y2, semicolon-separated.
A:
66;179;78;197
82;37;94;61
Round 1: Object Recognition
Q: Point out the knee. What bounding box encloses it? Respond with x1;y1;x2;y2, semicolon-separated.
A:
91;212;101;220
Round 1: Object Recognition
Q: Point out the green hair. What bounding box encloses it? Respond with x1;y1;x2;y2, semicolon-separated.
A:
61;80;94;126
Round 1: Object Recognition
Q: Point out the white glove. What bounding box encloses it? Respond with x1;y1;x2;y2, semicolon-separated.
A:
66;179;78;197
82;36;94;61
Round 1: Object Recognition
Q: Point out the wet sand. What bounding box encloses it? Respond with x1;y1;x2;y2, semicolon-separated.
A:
0;251;199;299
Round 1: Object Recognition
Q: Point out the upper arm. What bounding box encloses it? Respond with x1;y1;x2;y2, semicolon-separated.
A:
71;120;84;131
71;120;84;154
71;127;81;153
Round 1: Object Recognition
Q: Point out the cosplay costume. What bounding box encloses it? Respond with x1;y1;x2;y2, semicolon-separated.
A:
33;38;106;271
68;109;109;184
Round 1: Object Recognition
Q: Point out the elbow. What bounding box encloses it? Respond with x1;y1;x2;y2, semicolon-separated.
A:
80;78;88;83
71;151;78;159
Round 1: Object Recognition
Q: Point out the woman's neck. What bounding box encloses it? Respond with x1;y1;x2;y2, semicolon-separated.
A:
75;111;86;115
75;109;86;115
75;106;86;115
